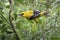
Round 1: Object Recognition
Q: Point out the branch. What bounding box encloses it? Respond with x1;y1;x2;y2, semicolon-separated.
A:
8;0;20;40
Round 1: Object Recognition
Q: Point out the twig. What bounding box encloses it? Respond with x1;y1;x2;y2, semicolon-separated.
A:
8;0;20;40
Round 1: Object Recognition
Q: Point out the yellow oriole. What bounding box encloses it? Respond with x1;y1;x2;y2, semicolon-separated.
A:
19;10;49;22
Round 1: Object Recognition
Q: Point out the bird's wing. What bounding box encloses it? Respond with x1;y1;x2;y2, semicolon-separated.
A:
29;10;40;20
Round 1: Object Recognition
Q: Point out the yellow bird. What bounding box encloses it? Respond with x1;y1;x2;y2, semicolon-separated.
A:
19;10;49;22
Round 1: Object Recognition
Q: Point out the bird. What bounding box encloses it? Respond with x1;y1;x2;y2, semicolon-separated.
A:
19;10;49;22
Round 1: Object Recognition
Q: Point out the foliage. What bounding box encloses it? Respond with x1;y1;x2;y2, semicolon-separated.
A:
0;0;60;40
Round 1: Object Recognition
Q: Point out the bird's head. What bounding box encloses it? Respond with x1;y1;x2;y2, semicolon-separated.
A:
40;11;49;17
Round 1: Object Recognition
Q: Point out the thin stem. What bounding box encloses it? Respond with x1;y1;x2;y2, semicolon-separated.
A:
8;0;20;40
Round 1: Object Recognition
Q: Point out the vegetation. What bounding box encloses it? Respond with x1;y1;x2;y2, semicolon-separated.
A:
0;0;60;40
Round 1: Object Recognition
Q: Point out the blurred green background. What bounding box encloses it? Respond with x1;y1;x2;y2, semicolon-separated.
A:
0;0;60;40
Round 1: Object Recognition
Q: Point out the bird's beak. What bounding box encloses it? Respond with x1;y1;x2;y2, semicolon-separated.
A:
44;11;50;17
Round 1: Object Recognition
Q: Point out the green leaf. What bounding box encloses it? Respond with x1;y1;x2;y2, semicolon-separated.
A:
50;37;60;40
39;16;46;26
14;0;24;3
